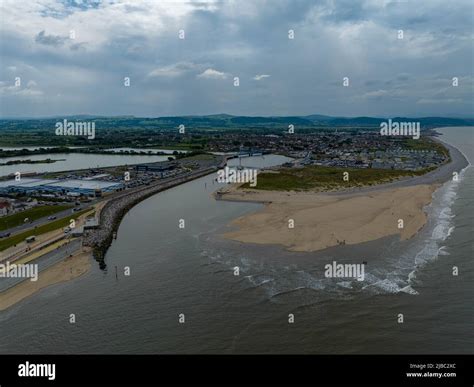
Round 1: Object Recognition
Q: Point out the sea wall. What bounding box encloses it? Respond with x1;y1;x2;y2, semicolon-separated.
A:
83;167;216;267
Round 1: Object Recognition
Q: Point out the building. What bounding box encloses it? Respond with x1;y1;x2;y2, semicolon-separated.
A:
84;218;99;229
0;178;58;194
44;179;122;195
0;178;123;196
0;200;11;216
71;226;84;237
135;162;177;173
83;173;111;180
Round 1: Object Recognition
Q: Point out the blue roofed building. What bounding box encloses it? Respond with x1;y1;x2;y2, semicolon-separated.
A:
0;178;123;196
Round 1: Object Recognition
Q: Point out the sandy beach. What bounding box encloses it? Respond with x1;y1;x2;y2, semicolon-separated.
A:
221;184;438;252
0;250;91;311
220;137;469;253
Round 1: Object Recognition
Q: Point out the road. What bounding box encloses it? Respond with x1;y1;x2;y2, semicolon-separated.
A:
0;238;82;292
2;205;88;236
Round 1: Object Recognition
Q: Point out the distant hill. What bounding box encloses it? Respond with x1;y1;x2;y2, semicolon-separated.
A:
0;114;472;131
302;114;335;122
324;116;473;127
230;116;313;125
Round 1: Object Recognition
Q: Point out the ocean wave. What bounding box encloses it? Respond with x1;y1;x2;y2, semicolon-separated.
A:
363;278;402;294
438;246;450;256
245;274;274;287
269;286;307;299
295;270;326;290
337;281;353;289
431;224;450;241
439;208;454;220
447;226;455;237
400;164;468;288
400;285;419;295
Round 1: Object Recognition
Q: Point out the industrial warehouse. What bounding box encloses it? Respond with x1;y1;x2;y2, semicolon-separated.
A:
0;178;123;196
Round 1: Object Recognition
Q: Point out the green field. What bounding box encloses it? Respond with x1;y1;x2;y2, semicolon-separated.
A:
182;153;216;161
0;208;91;251
0;205;72;231
241;165;432;191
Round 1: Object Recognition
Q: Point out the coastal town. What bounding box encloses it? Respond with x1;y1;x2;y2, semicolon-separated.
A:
0;128;450;301
1;0;472;381
203;129;448;171
0;152;224;306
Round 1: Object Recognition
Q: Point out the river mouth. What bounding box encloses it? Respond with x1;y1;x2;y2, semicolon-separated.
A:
0;148;472;354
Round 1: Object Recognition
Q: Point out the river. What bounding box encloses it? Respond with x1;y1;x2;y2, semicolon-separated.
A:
0;152;171;177
0;138;472;354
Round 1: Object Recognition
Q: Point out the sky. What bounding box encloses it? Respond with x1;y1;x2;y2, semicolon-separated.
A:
0;0;473;118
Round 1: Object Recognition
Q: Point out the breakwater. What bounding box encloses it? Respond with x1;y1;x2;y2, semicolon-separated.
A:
83;167;217;267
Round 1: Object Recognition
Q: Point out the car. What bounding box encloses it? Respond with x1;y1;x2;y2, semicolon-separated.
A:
72;207;81;212
0;232;11;238
64;227;71;234
47;216;57;220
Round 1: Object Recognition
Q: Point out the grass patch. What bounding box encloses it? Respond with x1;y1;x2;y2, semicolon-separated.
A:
241;165;431;191
182;153;216;161
0;208;91;251
0;205;72;231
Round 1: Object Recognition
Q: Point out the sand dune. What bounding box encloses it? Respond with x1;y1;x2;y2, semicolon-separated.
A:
221;184;438;252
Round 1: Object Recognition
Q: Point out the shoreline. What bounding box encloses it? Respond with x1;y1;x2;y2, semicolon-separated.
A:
221;184;439;252
219;137;468;253
83;166;218;264
0;248;92;311
0;135;468;311
0;167;220;311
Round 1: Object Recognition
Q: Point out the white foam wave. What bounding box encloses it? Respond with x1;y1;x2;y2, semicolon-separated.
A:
363;278;401;294
245;274;274;287
269;286;306;299
438;246;450;256
403;164;468;287
337;281;353;289
447;226;455;237
400;285;419;295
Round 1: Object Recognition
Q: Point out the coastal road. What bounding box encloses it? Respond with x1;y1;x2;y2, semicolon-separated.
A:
1;201;100;237
1;157;222;237
0;238;82;291
4;207;74;235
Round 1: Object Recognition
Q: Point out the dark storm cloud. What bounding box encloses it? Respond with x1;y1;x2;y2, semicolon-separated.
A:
35;30;67;46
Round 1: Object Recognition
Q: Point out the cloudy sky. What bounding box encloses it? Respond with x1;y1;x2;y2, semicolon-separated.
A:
0;0;472;118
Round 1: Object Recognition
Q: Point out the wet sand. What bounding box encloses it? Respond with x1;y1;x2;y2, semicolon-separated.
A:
0;250;91;311
222;184;438;252
220;138;468;252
